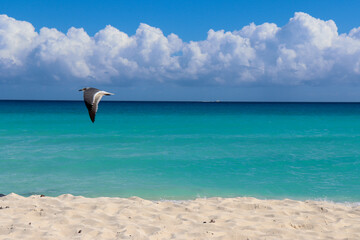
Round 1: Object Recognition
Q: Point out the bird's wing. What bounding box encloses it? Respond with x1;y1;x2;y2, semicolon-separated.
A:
86;101;96;123
92;91;106;114
83;88;98;122
88;91;106;122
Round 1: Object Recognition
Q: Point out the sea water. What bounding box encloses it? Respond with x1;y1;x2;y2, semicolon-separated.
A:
0;101;359;201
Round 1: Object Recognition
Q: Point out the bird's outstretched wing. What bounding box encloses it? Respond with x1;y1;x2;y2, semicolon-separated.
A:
82;88;113;123
86;91;111;122
85;101;96;123
91;92;107;122
83;88;99;122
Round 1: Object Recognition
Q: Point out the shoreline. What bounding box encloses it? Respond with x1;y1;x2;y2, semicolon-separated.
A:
3;192;360;206
1;193;359;239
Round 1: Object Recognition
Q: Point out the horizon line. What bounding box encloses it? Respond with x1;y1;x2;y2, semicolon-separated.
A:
1;99;360;104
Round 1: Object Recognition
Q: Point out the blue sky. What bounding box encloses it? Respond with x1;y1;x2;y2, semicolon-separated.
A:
2;0;360;40
1;0;360;101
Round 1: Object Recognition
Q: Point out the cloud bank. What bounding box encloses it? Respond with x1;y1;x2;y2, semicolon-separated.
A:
1;12;360;87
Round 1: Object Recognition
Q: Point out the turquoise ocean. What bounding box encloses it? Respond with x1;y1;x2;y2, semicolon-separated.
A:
1;101;359;202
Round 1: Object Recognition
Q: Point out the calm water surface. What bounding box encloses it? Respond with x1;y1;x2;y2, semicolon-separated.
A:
0;101;359;201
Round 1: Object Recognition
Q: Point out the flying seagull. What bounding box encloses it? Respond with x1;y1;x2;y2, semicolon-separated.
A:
79;87;114;123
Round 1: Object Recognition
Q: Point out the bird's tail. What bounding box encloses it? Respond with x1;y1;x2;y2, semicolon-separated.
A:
103;92;115;95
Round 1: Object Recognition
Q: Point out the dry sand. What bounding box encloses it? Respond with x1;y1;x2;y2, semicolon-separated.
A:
0;193;359;240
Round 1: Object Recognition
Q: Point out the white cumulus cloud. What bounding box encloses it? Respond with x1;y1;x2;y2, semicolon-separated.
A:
1;12;360;87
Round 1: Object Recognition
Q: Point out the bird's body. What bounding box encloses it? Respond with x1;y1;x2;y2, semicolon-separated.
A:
79;87;114;122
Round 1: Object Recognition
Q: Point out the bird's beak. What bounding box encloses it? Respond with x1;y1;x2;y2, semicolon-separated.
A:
78;89;83;91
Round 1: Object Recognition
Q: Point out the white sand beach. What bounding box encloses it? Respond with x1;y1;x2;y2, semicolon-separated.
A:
0;193;359;240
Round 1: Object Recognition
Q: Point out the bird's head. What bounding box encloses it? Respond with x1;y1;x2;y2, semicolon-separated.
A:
78;87;89;92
